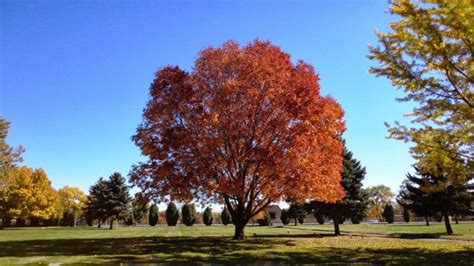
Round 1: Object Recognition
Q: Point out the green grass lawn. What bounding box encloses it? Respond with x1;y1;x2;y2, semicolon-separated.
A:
0;223;473;264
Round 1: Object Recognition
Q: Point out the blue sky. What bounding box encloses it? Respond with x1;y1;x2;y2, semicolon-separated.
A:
1;0;414;195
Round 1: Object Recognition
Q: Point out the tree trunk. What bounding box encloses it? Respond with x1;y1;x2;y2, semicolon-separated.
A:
294;218;297;226
333;216;341;236
233;223;245;240
425;216;430;226
443;212;453;235
98;219;101;228
109;218;114;229
455;215;459;224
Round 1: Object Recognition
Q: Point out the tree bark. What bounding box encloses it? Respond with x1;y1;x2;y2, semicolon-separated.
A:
333;217;340;236
425;216;430;226
443;212;453;235
294;218;297;226
109;218;114;229
98;219;101;228
233;223;245;240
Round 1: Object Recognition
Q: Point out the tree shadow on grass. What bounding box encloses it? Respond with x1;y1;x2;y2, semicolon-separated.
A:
1;235;473;265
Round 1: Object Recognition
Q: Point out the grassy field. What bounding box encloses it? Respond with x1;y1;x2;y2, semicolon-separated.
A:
0;223;473;264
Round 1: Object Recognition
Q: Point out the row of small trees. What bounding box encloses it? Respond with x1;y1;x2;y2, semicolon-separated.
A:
146;203;234;226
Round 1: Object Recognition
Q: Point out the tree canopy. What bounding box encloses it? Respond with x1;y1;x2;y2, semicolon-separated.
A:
368;0;474;175
130;40;346;239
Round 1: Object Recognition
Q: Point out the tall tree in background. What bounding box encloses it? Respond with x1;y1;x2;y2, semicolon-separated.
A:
221;207;232;226
0;117;24;229
397;175;436;226
383;204;395;224
130;40;346;239
368;0;474;176
307;143;369;235
58;186;87;227
398;167;473;234
104;172;131;229
365;185;394;221
85;178;108;228
132;192;149;224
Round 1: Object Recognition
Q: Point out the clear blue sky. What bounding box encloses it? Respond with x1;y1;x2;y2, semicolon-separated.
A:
1;0;415;195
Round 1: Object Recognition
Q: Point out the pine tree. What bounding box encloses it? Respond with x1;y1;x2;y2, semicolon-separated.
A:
399;167;473;234
181;203;196;226
103;173;131;229
221;207;232;226
85;178;108;228
307;142;369;235
166;202;179;226
383;204;395;224
203;207;213;226
149;203;158;226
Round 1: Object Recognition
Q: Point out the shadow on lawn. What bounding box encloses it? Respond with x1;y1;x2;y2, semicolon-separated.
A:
2;235;473;264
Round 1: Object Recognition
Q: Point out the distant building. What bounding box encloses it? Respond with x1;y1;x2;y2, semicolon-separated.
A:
265;205;281;223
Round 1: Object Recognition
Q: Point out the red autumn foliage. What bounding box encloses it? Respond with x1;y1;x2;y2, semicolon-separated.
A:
130;40;345;239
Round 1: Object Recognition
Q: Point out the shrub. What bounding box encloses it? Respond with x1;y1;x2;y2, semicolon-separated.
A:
257;210;272;226
297;209;307;225
203;207;213;226
221;207;232;225
315;211;325;224
280;209;290;225
181;203;196;226
383;204;395;224
403;208;410;223
149;203;159;226
166;202;179;226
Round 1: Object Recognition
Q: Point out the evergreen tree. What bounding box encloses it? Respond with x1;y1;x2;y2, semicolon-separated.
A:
181;203;196;226
221;207;232;226
297;208;307;225
307;142;369;235
103;172;131;229
132;192;149;224
166;202;179;226
398;167;473;235
314;210;325;225
125;210;134;226
383;204;395;224
85;178;108;228
203;207;213;226
149;203;159;226
280;209;290;225
288;203;305;226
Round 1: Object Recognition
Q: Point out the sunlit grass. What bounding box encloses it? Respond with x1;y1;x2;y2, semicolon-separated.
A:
1;223;472;264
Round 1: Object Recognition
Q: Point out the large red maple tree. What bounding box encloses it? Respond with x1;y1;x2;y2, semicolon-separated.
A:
130;40;345;239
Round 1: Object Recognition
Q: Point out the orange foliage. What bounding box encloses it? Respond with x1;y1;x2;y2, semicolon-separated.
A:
130;40;345;237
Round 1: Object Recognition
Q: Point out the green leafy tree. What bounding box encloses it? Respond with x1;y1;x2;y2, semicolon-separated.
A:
397;178;435;226
181;203;196;226
166;202;179;226
203;207;213;226
383;204;395;224
365;185;394;221
149;203;159;226
368;0;474;176
288;204;305;226
221;207;232;226
125;210;134;226
103;173;131;229
280;209;290;225
0;117;24;229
